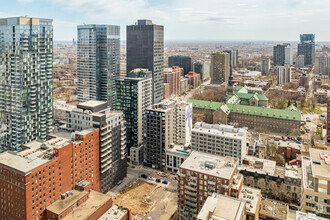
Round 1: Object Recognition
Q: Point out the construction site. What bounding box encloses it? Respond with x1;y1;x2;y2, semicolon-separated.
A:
112;179;177;219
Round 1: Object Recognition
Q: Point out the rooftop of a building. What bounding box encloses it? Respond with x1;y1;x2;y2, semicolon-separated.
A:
193;122;247;139
0;129;96;173
197;194;246;220
295;211;328;220
0;17;53;26
166;143;191;156
77;100;107;108
187;99;301;121
285;164;301;180
46;190;111;219
259;198;288;220
239;186;261;215
148;98;177;111
277;140;303;151
98;204;129;220
180;151;238;180
309;148;330;179
240;156;277;176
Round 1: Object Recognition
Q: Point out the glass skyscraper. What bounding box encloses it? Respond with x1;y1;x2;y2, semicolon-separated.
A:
127;20;164;104
298;34;315;66
0;17;53;151
168;55;193;75
77;25;120;109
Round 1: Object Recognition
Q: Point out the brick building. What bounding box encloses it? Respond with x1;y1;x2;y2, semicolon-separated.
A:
0;128;100;220
164;66;182;95
185;72;201;89
177;151;243;220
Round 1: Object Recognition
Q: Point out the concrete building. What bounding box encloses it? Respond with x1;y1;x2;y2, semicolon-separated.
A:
168;55;193;76
54;101;76;122
143;99;192;170
273;43;292;66
224;49;239;67
99;204;132;220
185;71;201;89
180;77;189;93
301;148;330;218
191;122;247;163
165;143;191;173
0;17;54;151
296;55;305;68
259;198;289;220
277;65;291;85
194;60;210;81
210;51;230;85
315;55;330;75
299;74;309;87
127;20;164;104
164;66;182;95
77;24;120;109
239;186;262;220
178;151;243;220
115;69;152;155
197;194;246;220
67;101;127;193
261;59;270;75
0;129;100;219
239;156;302;204
298;34;315;66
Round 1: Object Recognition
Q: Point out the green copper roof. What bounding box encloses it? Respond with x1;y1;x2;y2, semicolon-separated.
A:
187;99;224;110
234;92;268;101
226;104;301;121
227;94;240;104
285;104;301;112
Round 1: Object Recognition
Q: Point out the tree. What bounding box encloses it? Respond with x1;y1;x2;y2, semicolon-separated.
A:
290;128;301;137
276;154;285;166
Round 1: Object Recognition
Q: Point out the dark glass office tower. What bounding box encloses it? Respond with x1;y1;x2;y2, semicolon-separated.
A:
127;20;164;104
77;25;120;109
168;55;192;75
298;34;315;66
0;17;53;151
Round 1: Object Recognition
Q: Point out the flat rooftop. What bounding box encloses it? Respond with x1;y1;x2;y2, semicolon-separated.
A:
309;148;330;179
166;143;191;156
98;204;128;220
239;186;261;215
197;194;245;220
260;198;288;220
78;100;107;108
277;140;302;150
285;164;301;179
62;191;111;220
240;156;276;176
0;152;49;173
193;122;247;139
180;151;238;180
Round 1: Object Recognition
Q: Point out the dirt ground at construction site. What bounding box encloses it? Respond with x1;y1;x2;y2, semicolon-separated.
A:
112;179;177;219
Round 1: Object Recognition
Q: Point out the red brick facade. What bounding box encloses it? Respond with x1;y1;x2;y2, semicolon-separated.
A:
164;66;182;95
0;129;100;220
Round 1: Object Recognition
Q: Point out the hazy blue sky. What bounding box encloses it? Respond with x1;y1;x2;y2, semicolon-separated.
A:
1;0;330;41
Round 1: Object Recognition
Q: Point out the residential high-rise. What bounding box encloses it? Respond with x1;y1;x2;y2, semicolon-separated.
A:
298;34;315;66
0;17;54;151
67;101;126;193
164;66;182;95
115;68;152;155
143;99;192;170
273;43;292;66
177;151;243;220
296;55;305;68
191;122;247;163
261;59;270;75
77;25;120;109
277;65;291;85
301;148;330;218
210;51;230;85
224;49;239;67
168;55;193;75
185;72;201;89
315;55;330;75
194;60;210;81
127;20;164;104
327;91;330;144
0;128;100;219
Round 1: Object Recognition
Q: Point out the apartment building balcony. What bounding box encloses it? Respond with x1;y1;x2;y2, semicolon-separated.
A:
185;184;197;191
185;189;196;196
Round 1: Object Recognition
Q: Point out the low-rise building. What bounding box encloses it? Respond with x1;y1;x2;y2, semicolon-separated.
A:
239;156;302;204
239;186;262;220
191;122;247;163
178;151;243;220
99;204;132;220
165;143;191;173
259;198;289;220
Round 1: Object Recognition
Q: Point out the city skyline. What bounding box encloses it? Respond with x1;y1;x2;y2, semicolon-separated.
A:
2;0;330;41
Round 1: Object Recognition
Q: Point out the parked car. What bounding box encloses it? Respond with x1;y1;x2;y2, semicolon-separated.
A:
306;117;311;122
289;205;298;211
317;124;322;127
162;180;168;184
148;177;154;181
140;174;148;179
156;179;161;183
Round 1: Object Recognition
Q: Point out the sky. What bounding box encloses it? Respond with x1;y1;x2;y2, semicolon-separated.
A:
1;0;330;42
